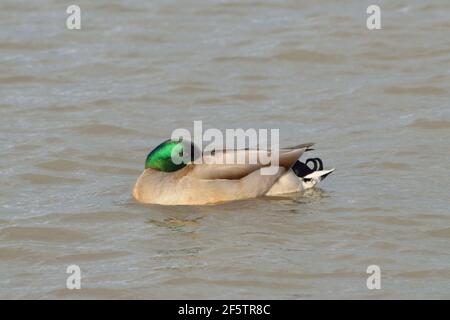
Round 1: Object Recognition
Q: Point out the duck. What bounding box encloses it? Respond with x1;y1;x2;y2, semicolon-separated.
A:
133;139;334;205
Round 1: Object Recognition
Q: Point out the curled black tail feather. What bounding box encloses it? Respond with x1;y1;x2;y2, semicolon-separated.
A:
292;158;324;178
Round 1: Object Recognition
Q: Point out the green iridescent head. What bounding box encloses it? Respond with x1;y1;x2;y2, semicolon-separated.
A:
145;139;194;172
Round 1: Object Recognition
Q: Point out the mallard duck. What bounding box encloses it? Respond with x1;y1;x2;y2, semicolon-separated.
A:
133;140;334;205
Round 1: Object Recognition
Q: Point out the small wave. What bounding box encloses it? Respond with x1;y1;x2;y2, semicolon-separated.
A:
36;159;83;172
213;56;271;63
71;123;138;136
0;226;89;243
366;216;419;226
396;269;450;279
169;84;215;95
53;251;130;263
0;75;60;85
227;93;268;102
384;86;447;95
19;173;83;185
355;161;411;171
427;227;450;238
274;50;345;64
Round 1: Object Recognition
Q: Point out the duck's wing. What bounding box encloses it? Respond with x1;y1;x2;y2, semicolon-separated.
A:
188;147;308;180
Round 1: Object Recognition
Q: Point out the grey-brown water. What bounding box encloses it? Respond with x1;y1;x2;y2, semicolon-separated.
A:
1;0;450;299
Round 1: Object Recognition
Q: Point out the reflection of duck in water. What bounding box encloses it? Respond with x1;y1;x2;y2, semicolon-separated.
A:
133;140;334;205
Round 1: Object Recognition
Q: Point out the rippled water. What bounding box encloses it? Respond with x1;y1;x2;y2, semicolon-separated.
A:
1;0;450;299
